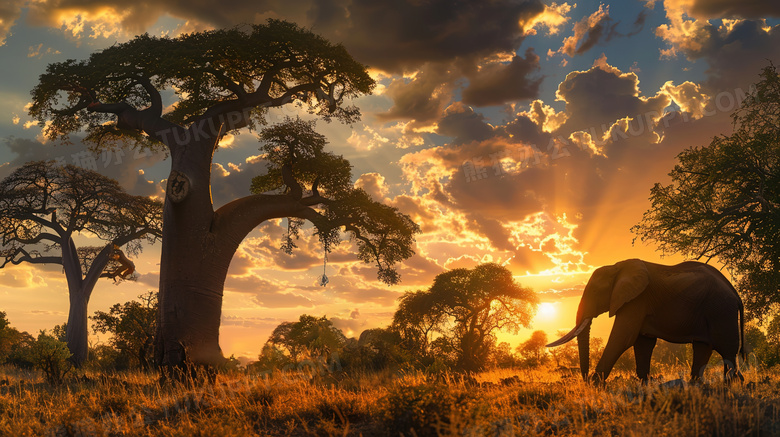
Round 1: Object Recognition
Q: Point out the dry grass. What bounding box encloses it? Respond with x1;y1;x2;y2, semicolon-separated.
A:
1;364;779;436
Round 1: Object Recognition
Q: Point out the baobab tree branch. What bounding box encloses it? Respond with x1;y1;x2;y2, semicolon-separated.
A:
1;247;62;268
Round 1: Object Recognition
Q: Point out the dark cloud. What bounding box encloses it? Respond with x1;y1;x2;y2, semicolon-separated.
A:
689;0;780;19
21;0;545;73
375;63;457;126
461;49;543;107
336;0;545;72
554;59;669;138
436;103;496;145
210;159;268;209
1;137;163;197
0;0;24;45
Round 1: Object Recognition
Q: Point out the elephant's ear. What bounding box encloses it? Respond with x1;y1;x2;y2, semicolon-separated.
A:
609;259;650;317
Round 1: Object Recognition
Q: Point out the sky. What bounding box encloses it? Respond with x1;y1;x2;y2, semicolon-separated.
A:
1;0;779;362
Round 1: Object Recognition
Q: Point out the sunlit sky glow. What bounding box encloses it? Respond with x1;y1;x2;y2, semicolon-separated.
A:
1;0;779;361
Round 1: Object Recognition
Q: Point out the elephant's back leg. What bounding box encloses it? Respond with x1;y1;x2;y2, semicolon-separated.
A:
690;341;713;382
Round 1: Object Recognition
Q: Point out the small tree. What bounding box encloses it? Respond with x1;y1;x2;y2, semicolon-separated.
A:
633;64;780;320
0;162;162;366
394;263;538;372
91;291;158;371
29;331;73;385
517;330;550;368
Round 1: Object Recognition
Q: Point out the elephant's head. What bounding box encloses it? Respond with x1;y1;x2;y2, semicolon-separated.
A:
547;259;650;381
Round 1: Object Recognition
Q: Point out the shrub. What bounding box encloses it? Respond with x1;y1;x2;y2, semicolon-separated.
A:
28;331;73;385
380;383;483;436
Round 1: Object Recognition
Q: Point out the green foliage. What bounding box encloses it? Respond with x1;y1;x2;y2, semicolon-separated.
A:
250;117;421;285
633;64;780;320
393;263;538;372
91;291;157;371
28;331;73;385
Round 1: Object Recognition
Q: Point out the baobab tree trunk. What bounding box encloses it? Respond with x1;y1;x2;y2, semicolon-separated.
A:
155;139;235;370
62;240;112;366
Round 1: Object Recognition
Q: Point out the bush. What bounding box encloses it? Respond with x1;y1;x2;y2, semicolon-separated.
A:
380;383;483;436
28;331;73;385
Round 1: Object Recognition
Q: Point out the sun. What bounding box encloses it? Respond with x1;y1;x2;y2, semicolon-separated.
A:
536;302;558;320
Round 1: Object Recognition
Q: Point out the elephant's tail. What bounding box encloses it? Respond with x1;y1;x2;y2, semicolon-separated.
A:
738;301;748;361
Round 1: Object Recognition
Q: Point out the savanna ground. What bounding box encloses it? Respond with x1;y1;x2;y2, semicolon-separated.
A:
1;362;779;436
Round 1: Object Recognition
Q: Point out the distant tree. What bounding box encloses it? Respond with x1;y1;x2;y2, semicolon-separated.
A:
492;341;517;368
633;64;780;320
391;289;446;366
395;263;538;372
91;291;158;371
264;314;347;363
0;312;33;365
548;329;579;368
517;330;550;368
0;162;162;366
354;327;406;370
28;20;420;370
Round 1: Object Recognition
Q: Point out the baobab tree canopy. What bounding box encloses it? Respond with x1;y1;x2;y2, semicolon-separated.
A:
250;118;419;285
28;19;374;150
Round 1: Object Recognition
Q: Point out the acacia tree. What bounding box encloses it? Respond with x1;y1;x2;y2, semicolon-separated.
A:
396;263;538;372
28;20;419;369
633;64;780;320
0;161;162;366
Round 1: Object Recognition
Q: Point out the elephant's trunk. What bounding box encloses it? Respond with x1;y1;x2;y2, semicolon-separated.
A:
578;320;591;381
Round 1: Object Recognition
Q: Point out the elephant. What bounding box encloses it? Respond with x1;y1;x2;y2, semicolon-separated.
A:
547;259;746;383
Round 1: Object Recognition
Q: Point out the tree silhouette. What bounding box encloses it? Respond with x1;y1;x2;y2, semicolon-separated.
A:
517;330;549;368
265;314;346;363
395;263;538;372
633;64;780;320
28;20;419;369
0;161;162;366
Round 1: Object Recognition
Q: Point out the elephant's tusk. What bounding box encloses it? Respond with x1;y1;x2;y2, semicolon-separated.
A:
546;318;592;347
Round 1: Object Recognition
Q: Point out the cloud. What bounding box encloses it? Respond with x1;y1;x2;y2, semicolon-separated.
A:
554;55;669;141
0;0;24;46
354;172;389;202
687;0;780;19
552;4;649;58
332;0;545;73
522;2;574;36
436;102;496;145
654;1;780;93
557;4;617;57
375;63;458;128
0;137;163;197
0;266;47;288
461;49;543;107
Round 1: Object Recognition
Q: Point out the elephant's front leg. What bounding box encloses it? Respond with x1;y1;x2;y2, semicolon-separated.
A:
634;335;657;383
593;315;642;382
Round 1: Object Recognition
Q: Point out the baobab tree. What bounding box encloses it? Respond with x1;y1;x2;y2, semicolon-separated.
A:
0;161;162;365
28;20;419;369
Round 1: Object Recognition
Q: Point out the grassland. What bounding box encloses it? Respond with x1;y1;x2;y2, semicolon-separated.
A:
1;364;779;436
